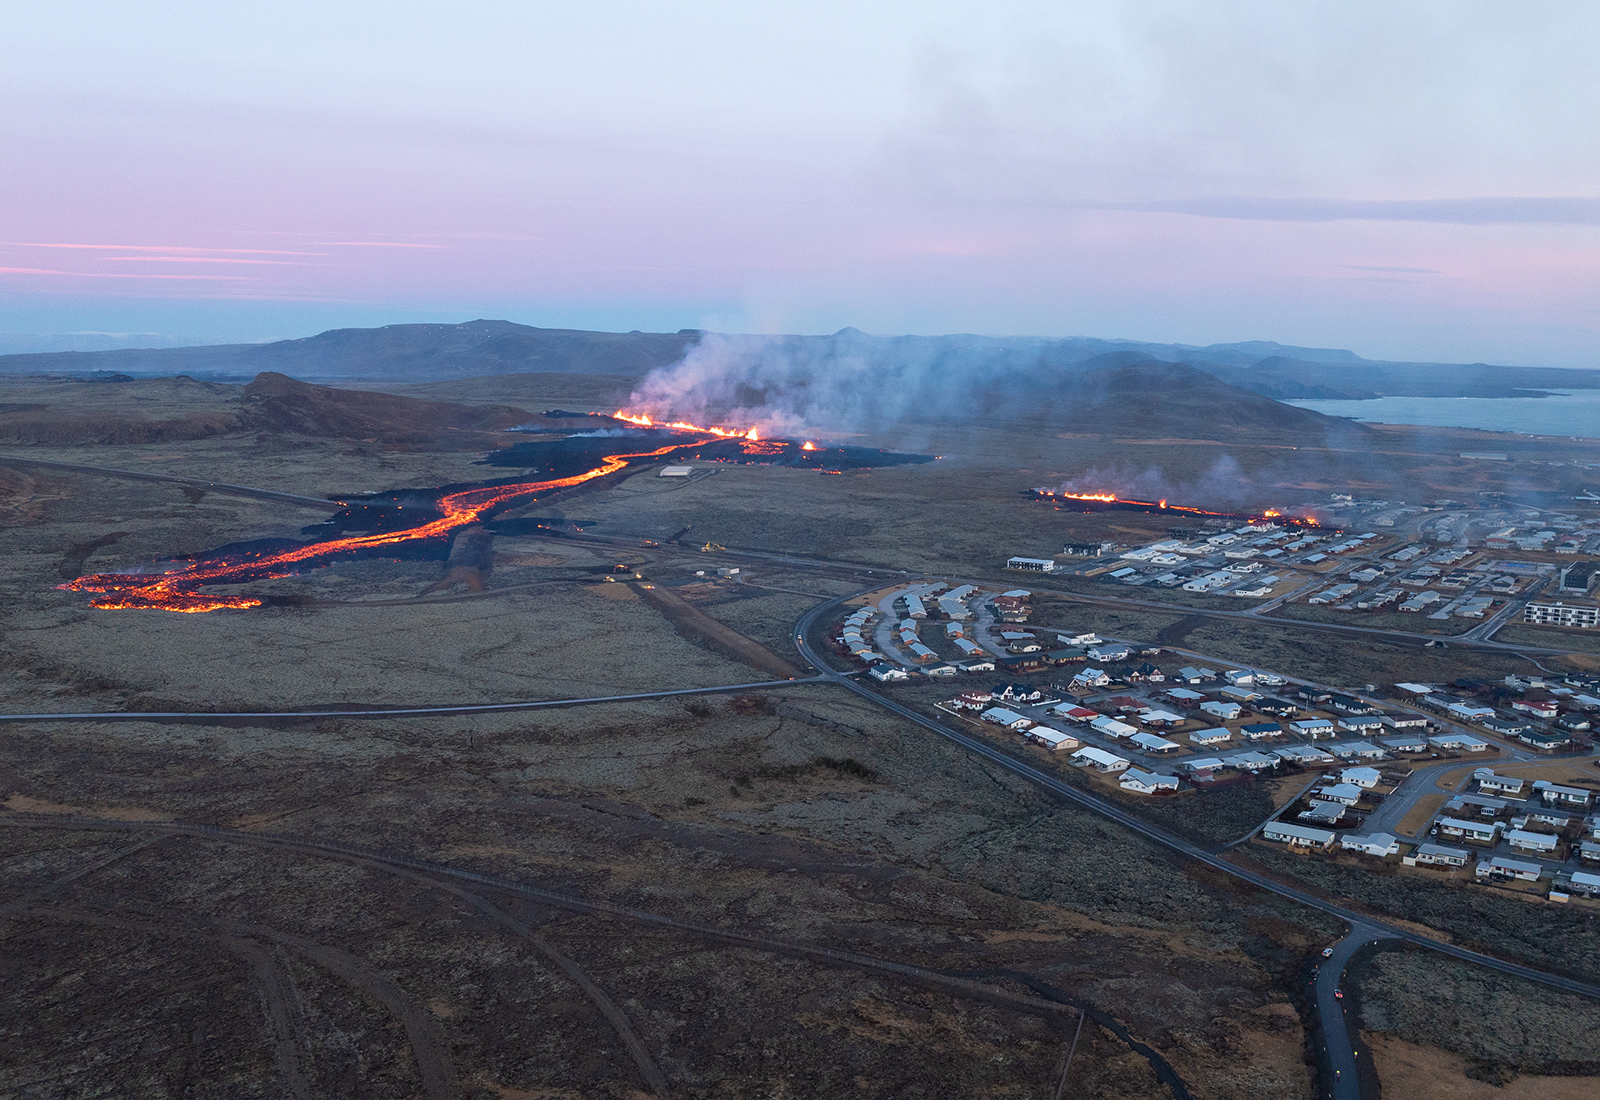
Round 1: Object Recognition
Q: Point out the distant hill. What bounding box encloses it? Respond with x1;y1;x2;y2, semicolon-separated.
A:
0;320;700;383
0;372;545;450
2;318;1595;399
941;354;1363;442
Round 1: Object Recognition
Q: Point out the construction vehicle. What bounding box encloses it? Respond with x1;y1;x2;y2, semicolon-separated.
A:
700;542;727;552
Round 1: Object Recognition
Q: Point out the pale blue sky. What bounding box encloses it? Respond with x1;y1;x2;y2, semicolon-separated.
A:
1;1;1596;364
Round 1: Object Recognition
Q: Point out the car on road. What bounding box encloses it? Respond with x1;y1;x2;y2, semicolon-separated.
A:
1323;947;1335;957
1334;989;1344;999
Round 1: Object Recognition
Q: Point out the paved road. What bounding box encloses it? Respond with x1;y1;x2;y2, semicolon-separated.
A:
1318;924;1388;1100
0;455;344;509
0;678;818;724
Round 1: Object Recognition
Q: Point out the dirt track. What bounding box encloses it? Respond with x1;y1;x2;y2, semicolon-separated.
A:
629;579;807;679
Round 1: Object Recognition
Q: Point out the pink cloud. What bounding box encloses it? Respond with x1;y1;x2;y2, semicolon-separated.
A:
0;266;254;280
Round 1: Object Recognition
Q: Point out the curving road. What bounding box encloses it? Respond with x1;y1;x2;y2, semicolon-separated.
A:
1317;923;1388;1100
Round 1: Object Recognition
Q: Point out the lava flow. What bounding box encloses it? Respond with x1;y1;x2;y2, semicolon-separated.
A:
1032;488;1239;519
60;441;698;612
1030;488;1321;527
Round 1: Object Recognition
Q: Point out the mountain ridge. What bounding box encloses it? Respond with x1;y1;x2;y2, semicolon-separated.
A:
1;319;1595;399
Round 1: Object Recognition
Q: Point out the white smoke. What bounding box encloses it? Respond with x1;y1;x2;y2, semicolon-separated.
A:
621;329;1076;438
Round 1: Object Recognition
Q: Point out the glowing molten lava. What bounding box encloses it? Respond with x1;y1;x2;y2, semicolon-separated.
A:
611;409;761;439
1035;488;1234;518
802;441;816;451
62;441;698;613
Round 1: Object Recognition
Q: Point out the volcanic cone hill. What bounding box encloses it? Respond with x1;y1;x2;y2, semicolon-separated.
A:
0;375;241;445
238;372;537;447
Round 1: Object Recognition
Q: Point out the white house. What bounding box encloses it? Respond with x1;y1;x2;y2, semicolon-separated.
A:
1341;767;1383;789
1337;716;1386;733
1329;741;1386;761
981;707;1034;730
1534;780;1594;808
1223;669;1256;686
1262;822;1335;848
868;665;910;682
1130;731;1182;753
1567;870;1600;897
1476;856;1544;882
1381;735;1429;753
1240;722;1284;740
1026;727;1080;751
1225;751;1279;772
1069;746;1130;773
1182;757;1227;775
1341;832;1400;856
1379;713;1430;729
1409;843;1469;868
1291;719;1336;738
1201;700;1243;720
1299;801;1345;825
1273;745;1334;766
1053;704;1100;723
1141;709;1186;726
1506;829;1559;854
1189;727;1233;746
1316;782;1364;806
1428;733;1491;752
1437;817;1500;844
1090;716;1139;739
1474;770;1525;796
1120;767;1180;794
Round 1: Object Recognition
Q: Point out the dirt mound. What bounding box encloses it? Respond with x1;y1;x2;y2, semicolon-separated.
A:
240;372;535;448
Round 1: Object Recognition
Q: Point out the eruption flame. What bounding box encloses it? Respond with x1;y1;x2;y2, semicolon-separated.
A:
1033;487;1320;527
611;409;760;439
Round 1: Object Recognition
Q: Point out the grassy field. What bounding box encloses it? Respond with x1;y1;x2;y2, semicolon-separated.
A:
1491;623;1600;655
1275;600;1480;636
1356;948;1600;1083
1250;849;1600;983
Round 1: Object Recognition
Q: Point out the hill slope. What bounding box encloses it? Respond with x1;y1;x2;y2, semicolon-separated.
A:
0;321;700;383
0;372;543;449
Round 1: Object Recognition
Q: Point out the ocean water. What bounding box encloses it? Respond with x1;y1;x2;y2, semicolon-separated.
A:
1286;391;1600;438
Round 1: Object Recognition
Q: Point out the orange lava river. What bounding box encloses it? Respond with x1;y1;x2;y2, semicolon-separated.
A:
60;441;697;613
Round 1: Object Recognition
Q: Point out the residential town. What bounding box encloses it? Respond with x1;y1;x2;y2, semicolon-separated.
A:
829;574;1600;905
